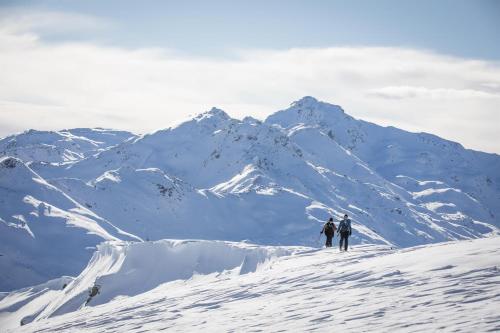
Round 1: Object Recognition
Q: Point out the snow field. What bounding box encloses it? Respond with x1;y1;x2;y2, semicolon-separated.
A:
5;236;500;332
0;240;293;329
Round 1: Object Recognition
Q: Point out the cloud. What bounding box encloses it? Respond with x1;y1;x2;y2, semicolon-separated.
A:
0;8;111;37
367;86;500;100
0;10;499;153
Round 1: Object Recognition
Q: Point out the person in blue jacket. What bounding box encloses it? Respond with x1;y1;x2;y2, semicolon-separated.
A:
337;214;352;251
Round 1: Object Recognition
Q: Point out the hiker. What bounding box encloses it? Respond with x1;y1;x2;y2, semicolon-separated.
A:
320;217;337;247
337;214;352;251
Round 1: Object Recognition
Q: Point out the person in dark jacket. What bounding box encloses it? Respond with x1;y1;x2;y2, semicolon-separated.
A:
337;214;352;251
320;217;337;247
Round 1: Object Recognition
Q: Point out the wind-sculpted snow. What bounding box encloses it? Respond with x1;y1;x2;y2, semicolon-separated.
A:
0;276;74;327
0;97;499;292
5;237;500;332
0;240;291;329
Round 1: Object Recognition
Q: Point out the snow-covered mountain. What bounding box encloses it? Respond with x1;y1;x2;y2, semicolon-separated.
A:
1;97;499;291
0;156;140;291
0;128;136;164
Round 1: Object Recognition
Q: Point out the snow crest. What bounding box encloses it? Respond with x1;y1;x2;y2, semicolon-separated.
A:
4;237;500;332
1;240;290;326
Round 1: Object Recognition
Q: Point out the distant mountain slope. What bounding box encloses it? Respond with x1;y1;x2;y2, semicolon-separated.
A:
0;128;136;164
266;96;500;220
0;157;139;291
0;97;498;291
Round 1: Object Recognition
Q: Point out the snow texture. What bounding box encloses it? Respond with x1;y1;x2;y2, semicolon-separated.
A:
2;237;499;332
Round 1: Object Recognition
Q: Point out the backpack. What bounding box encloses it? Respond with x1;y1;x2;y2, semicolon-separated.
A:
339;219;351;233
325;222;334;234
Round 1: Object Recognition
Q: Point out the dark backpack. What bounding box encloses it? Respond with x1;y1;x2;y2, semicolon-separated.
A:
325;222;334;234
339;219;351;233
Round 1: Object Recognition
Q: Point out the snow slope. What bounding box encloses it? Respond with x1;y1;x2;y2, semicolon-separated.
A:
0;128;136;164
1;97;499;291
0;239;292;330
3;237;499;332
0;156;140;291
267;97;500;221
30;99;499;248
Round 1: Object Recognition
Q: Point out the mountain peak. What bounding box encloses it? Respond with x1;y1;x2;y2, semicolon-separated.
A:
191;107;232;125
290;96;344;113
290;96;319;108
205;107;230;119
265;97;346;128
0;156;47;191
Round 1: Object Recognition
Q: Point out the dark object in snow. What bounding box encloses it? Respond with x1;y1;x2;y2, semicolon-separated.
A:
1;157;17;168
85;283;101;305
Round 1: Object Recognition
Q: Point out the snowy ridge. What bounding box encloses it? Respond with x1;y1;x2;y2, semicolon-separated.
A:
0;129;136;164
4;237;499;332
0;276;74;327
0;240;292;329
0;96;499;291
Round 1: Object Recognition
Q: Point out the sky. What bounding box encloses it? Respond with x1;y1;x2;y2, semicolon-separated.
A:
0;0;499;153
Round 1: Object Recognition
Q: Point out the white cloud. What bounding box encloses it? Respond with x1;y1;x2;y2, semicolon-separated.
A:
367;86;500;100
0;9;110;36
0;11;499;153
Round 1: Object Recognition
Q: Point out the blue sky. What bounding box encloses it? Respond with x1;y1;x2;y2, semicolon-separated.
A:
2;0;499;59
0;1;499;152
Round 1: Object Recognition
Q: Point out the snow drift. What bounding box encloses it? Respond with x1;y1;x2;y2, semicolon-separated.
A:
4;237;500;332
0;276;74;328
0;240;290;328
